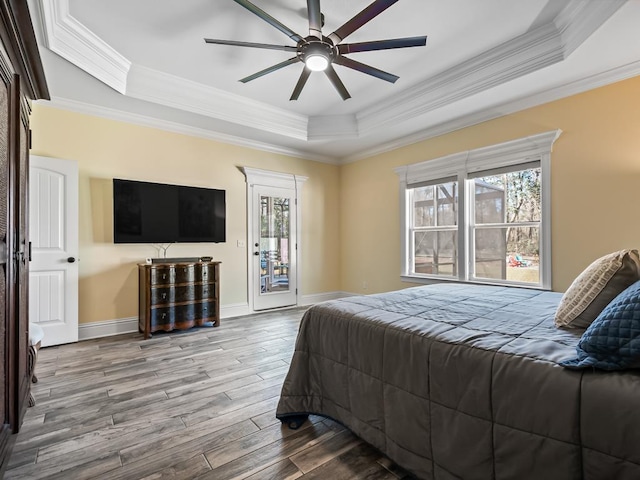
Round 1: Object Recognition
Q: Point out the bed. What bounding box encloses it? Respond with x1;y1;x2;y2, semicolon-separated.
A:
276;283;640;479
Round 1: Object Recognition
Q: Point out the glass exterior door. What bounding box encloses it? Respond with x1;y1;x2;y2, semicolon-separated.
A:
252;186;297;310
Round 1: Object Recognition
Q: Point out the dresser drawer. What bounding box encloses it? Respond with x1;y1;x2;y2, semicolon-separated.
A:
150;266;174;285
174;265;195;283
199;263;218;282
150;283;216;305
150;301;218;327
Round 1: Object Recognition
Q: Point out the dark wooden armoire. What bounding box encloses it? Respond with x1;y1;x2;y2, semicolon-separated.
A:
0;0;48;476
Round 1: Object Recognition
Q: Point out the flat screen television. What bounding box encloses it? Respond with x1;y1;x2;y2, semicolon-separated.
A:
113;179;226;244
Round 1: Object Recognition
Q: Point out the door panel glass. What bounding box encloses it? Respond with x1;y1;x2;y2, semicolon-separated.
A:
260;195;290;294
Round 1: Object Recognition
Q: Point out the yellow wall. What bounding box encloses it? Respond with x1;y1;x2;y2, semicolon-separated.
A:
30;75;640;324
30;105;341;324
341;75;640;294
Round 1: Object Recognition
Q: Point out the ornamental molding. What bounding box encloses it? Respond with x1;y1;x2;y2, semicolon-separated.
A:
126;65;309;141
36;0;627;158
37;98;338;164
394;130;562;186
37;0;131;93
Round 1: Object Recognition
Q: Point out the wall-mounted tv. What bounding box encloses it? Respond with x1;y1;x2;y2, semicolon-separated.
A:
113;179;226;244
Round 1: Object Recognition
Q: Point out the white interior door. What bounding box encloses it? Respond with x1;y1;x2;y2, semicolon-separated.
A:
29;156;79;346
252;185;297;310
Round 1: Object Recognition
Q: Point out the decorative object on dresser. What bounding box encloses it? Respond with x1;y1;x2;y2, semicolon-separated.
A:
138;260;220;339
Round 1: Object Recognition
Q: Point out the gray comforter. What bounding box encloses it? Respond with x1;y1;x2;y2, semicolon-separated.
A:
276;283;640;479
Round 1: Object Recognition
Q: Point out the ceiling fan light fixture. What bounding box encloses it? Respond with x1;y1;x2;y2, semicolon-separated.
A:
305;53;329;71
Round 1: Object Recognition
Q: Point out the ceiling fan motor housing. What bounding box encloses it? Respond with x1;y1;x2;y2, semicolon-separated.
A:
299;37;336;71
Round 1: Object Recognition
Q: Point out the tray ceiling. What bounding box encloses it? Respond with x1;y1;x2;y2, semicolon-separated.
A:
28;0;640;163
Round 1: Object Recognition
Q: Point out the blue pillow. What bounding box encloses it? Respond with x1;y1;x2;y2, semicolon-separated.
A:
561;280;640;370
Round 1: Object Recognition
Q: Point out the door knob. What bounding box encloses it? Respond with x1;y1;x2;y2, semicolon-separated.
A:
67;257;76;263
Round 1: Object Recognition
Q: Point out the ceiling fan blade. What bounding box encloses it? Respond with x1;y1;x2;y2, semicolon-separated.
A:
333;55;398;83
240;57;300;83
328;0;399;44
307;0;323;38
324;65;351;100
233;0;303;43
204;38;298;52
338;36;427;54
290;67;312;101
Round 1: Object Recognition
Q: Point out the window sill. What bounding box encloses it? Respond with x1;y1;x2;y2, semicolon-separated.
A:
400;275;551;291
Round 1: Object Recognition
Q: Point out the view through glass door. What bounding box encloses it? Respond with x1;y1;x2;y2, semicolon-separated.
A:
253;185;297;310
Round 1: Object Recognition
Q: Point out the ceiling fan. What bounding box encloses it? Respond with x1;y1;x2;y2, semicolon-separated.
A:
204;0;427;100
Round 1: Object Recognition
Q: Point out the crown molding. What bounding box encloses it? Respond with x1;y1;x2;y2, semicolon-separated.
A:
307;114;358;140
36;97;339;164
355;0;625;136
556;0;626;56
126;65;309;141
357;22;564;135
37;0;131;94
341;58;640;164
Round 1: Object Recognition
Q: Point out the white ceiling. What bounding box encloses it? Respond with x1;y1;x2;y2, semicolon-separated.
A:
27;0;640;163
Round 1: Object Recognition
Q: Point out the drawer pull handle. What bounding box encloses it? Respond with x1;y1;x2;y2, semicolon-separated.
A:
161;313;167;319
161;293;167;300
162;274;167;280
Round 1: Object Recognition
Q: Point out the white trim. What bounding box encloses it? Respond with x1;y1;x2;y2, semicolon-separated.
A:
78;317;138;341
34;0;624;158
307;115;359;141
394;130;561;187
556;0;627;57
299;291;356;305
220;302;252;319
357;22;564;135
38;0;131;94
396;130;561;289
34;99;338;165
241;168;307;313
342;58;640;164
77;302;253;341
76;294;363;342
126;65;309;141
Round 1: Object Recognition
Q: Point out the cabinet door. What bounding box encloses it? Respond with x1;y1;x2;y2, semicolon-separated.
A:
15;99;30;423
0;66;10;471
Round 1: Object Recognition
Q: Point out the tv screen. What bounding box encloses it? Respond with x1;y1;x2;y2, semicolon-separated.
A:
113;179;226;244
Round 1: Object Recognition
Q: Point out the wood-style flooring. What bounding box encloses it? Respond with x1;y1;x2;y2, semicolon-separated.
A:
5;307;415;480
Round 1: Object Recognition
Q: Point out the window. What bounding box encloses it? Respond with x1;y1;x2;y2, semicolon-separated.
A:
396;130;561;289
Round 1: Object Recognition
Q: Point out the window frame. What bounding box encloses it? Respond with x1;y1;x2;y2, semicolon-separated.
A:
395;130;561;290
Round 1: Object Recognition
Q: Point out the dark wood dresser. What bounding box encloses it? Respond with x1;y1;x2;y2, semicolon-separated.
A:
138;261;220;339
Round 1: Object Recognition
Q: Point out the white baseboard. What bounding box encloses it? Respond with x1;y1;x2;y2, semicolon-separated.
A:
79;317;139;341
299;291;355;305
220;302;251;318
77;295;350;341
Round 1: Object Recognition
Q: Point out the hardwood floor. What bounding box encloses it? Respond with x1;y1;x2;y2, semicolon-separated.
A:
5;308;415;479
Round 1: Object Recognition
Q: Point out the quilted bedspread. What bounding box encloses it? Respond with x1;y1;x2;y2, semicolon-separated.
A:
276;283;640;479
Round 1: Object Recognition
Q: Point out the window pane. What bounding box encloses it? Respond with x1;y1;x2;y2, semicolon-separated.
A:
474;167;541;224
437;183;457;226
413;186;434;227
414;230;457;276
413;181;457;227
474;226;539;284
